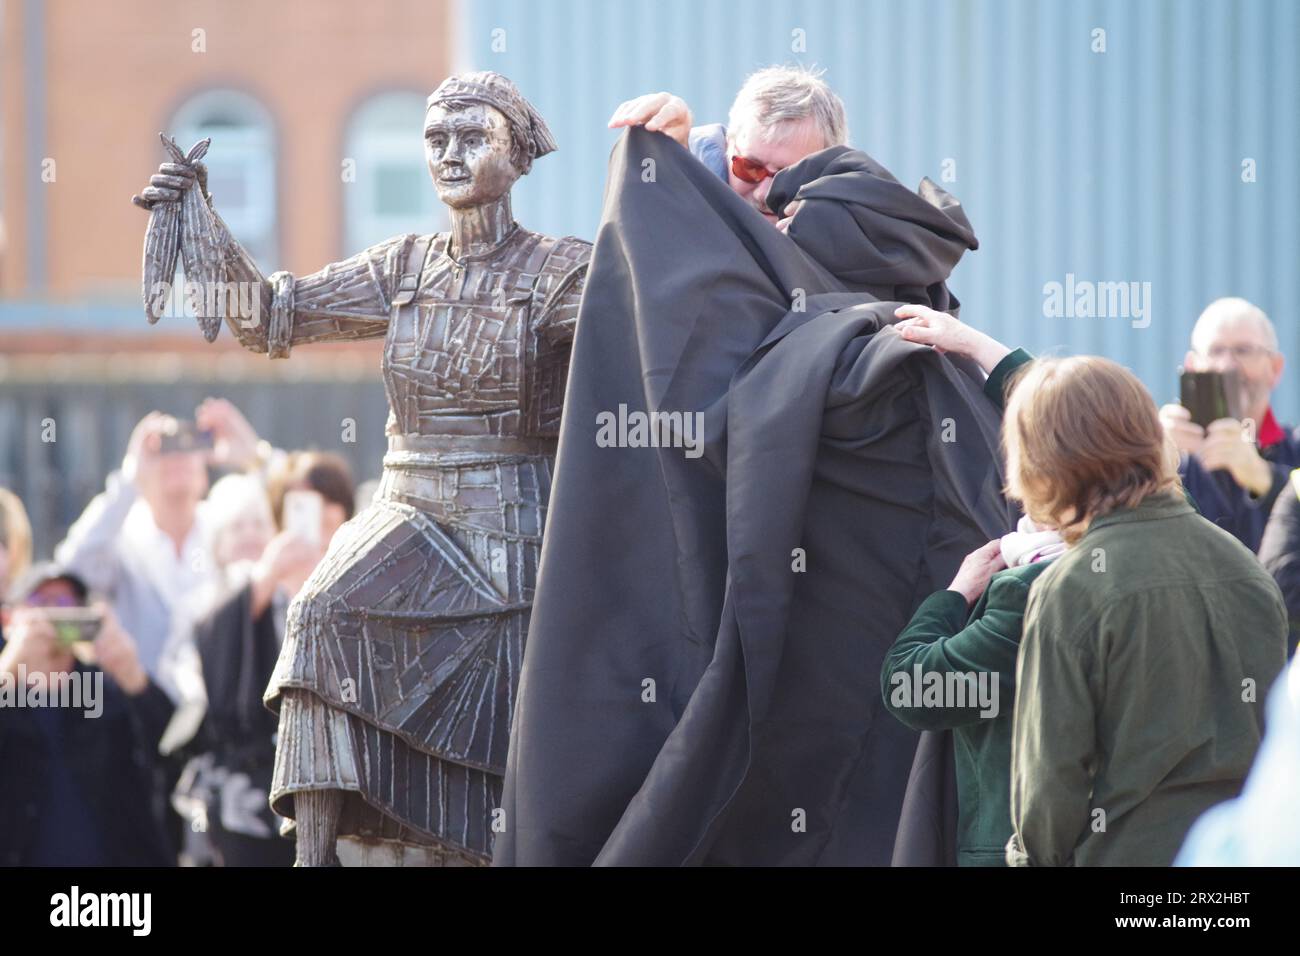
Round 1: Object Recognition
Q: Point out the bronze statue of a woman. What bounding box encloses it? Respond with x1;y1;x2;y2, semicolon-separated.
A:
133;72;590;865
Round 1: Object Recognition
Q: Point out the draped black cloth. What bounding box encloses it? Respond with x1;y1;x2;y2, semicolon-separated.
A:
495;128;1012;865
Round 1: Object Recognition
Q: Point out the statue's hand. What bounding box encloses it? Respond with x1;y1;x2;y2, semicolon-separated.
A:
131;160;208;210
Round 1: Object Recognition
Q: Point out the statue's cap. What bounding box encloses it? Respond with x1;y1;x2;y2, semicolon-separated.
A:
427;71;557;174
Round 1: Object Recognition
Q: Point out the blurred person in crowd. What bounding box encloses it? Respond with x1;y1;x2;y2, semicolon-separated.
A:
157;472;283;755
0;488;34;641
55;398;272;863
609;65;848;230
1004;356;1287;866
883;306;1057;866
1175;655;1300;865
1159;297;1299;552
263;451;354;587
207;471;280;578
54;398;266;691
0;564;175;866
161;472;277;865
176;453;353;866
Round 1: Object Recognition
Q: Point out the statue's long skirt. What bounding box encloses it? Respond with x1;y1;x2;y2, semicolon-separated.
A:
265;453;550;862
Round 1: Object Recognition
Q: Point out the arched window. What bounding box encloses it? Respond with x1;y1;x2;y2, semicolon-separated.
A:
343;91;442;254
171;89;277;268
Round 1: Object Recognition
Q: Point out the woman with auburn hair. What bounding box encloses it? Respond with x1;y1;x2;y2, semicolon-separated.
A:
1005;356;1288;866
1002;355;1180;544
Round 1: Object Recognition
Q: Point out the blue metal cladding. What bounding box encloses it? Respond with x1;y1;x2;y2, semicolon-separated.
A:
461;0;1300;417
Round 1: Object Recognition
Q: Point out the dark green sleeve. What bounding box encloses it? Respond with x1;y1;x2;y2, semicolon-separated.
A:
882;574;1031;730
983;348;1034;412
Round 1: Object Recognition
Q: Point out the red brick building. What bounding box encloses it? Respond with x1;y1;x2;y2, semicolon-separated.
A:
2;0;455;356
0;0;460;553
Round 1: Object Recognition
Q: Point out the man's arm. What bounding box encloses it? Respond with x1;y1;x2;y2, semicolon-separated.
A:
1008;587;1099;866
54;411;168;595
52;471;133;596
883;573;1029;731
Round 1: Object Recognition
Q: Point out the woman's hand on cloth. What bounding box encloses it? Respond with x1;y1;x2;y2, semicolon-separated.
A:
947;539;1007;606
893;305;1012;374
775;200;803;233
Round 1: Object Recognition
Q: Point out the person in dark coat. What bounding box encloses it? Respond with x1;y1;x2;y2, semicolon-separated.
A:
1159;297;1300;552
495;127;1015;866
0;565;175;866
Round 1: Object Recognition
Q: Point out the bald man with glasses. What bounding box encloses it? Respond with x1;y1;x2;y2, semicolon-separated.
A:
1160;297;1300;552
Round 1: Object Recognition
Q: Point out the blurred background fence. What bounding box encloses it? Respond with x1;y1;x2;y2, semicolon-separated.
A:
0;368;389;558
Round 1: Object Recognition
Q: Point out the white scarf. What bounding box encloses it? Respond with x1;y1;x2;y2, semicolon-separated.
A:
999;515;1067;567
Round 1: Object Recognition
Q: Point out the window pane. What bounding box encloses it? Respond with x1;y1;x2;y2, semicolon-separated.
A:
374;164;424;216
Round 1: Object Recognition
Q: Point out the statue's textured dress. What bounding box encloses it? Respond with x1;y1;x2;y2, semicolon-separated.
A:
225;225;590;862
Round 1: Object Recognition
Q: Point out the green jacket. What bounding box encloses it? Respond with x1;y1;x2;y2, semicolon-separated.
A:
878;345;1039;866
883;559;1053;865
1008;491;1288;866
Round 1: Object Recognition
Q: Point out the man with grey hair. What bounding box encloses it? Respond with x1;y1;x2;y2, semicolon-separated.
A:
608;65;848;230
1160;296;1300;551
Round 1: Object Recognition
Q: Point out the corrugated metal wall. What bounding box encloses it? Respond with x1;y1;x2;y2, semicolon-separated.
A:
460;0;1300;416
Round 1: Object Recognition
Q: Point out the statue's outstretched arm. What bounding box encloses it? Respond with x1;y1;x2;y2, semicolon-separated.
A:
214;205;407;357
134;136;403;358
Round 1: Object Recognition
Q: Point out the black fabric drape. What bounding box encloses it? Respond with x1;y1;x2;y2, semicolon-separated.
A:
195;582;282;769
890;722;962;866
496;129;1010;866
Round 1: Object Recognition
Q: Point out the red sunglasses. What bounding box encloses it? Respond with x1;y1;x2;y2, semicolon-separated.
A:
729;152;776;184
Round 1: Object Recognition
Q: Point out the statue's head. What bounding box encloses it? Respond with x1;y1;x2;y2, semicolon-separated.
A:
424;72;557;210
